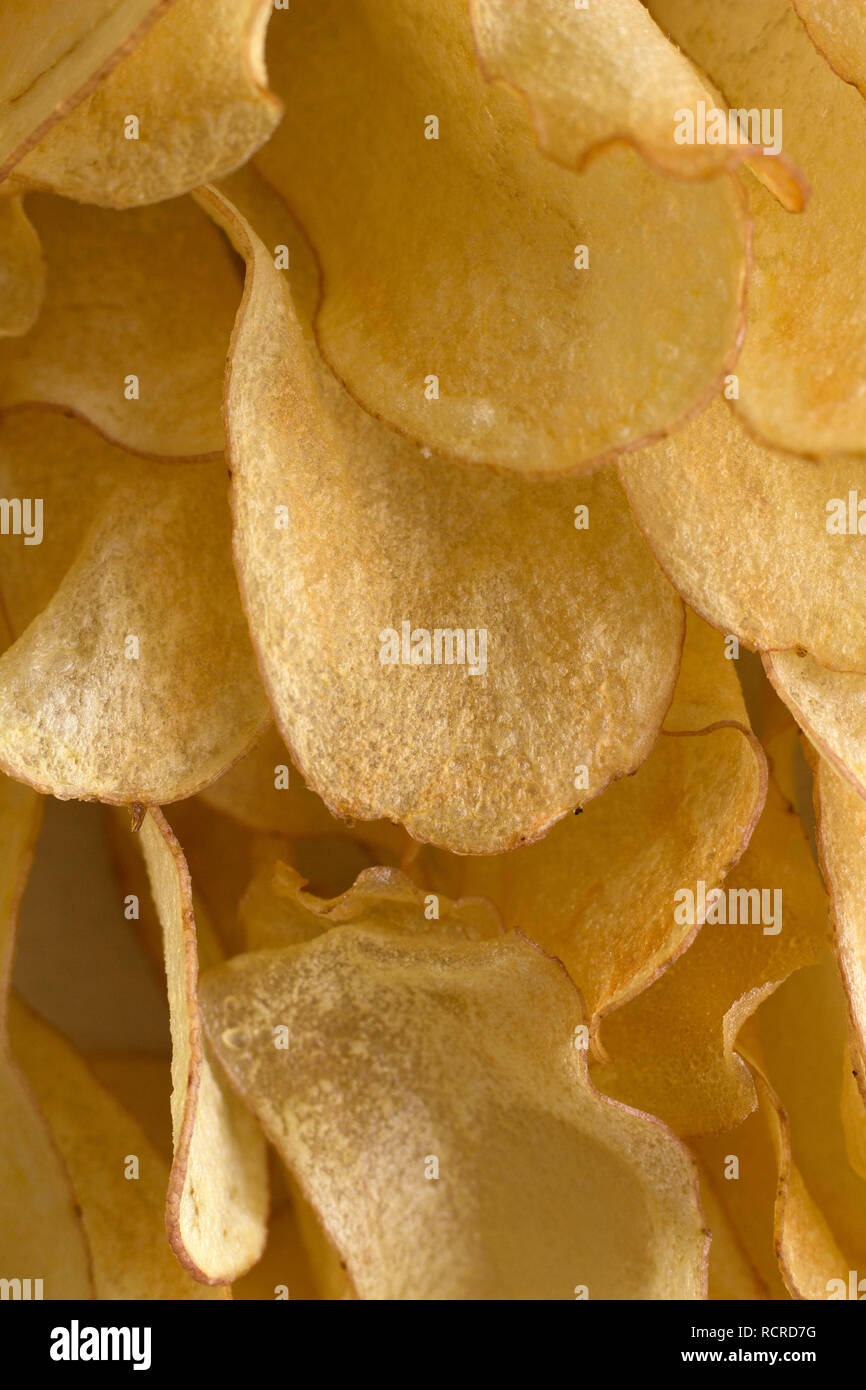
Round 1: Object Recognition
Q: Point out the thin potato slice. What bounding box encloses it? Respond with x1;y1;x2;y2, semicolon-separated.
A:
0;1;172;181
594;778;829;1134
0;772;93;1298
201;918;708;1300
469;0;803;206
409;610;766;1033
0;197;44;338
0;410;269;804
255;0;748;474
765;652;866;802
647;0;866;454
620;396;866;671
10;996;225;1299
198;184;685;854
0;193;240;457
793;1;866;98
139;808;268;1283
7;0;280;208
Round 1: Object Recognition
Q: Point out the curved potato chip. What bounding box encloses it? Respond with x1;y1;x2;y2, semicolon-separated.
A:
232;1202;319;1302
0;196;44;338
198;185;686;853
409;610;766;1034
0;772;93;1298
139;807;268;1283
648;0;866;455
469;0;803;206
0;410;269;804
749;953;866;1293
793;1;866;97
696;1161;770;1301
10;995;226;1299
0;1;172;181
255;0;748;475
89;1052;172;1164
0;193;240;457
201;921;707;1299
765;652;866;805
8;1;280;208
842;1042;866;1180
620;396;866;671
200;724;411;864
594;777;829;1134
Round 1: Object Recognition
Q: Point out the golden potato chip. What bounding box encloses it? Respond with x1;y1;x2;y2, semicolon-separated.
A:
10;994;226;1299
0;771;93;1298
0;193;240;457
232;1202;320;1302
594;777;829;1134
7;1;280;208
0;1;171;181
0;410;269;804
88;1052;172;1163
696;1162;769;1301
765;652;866;805
139;807;268;1283
469;0;803;207
0;196;44;338
200;724;412;864
197;185;686;853
793;1;866;96
409;610;766;1034
648;0;866;454
621;397;866;670
254;0;748;474
201;920;708;1299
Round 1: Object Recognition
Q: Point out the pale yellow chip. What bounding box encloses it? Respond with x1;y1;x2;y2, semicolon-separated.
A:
620;396;866;671
253;0;748;474
409;609;766;1034
0;1;172;181
139;807;268;1283
793;1;866;96
0;410;269;804
0;770;93;1298
648;0;866;454
7;0;280;208
198;184;686;853
594;776;829;1134
765;652;866;804
469;0;804;207
88;1052;173;1164
0;193;240;457
201;917;708;1299
11;995;227;1299
0;196;44;338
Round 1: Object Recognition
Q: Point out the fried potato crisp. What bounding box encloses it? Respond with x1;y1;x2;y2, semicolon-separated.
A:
620;396;866;670
201;903;708;1299
254;0;748;474
7;1;280;208
648;0;866;454
198;184;686;854
0;193;240;457
0;197;44;338
0;410;269;804
408;610;766;1034
765;653;866;802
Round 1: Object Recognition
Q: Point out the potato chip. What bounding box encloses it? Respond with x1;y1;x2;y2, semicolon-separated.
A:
594;776;829;1134
232;1202;320;1302
198;185;686;853
695;1161;769;1301
0;196;44;338
254;0;748;474
0;1;171;181
0;771;93;1298
7;1;280;208
10;995;225;1299
793;1;866;96
0;409;269;804
409;610;766;1034
620;397;866;670
201;918;707;1299
765;652;866;806
139;807;268;1283
647;0;866;454
469;0;804;207
0;193;240;457
89;1052;172;1164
